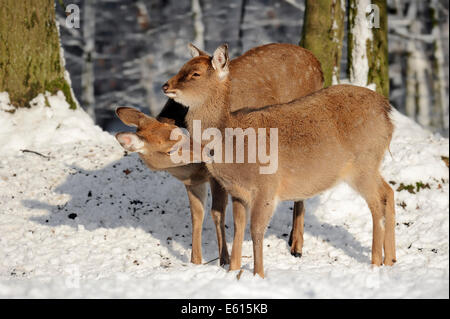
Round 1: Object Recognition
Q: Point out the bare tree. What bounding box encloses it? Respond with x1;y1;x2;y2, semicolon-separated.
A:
192;0;206;51
404;1;432;127
431;0;449;131
82;0;96;119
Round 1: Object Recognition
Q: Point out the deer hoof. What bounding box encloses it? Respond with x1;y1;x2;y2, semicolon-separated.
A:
291;251;302;258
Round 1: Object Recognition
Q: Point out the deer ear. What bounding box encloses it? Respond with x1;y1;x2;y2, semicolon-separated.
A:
212;44;229;79
115;107;143;127
115;107;157;127
188;43;209;58
115;132;145;153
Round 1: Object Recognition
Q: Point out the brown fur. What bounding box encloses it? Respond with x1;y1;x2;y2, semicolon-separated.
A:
117;43;324;266
115;108;230;264
166;43;324;112
166;44;396;278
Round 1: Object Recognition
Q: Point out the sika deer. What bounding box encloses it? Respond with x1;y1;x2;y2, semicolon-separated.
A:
115;108;226;265
164;44;396;278
116;43;323;266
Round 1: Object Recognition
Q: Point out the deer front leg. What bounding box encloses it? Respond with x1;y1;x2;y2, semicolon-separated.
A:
209;178;230;265
229;197;247;271
185;183;207;264
250;197;276;279
289;201;305;258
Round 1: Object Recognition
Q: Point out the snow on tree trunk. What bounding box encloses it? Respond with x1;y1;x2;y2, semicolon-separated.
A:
300;0;345;87
348;0;389;98
348;0;372;89
81;0;96;120
0;0;77;109
430;0;449;131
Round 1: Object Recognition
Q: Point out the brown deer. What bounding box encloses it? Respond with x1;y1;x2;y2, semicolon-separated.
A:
116;43;323;266
115;108;220;265
163;44;396;278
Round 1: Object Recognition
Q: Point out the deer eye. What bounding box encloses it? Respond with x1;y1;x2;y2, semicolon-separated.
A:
192;72;201;77
166;147;178;156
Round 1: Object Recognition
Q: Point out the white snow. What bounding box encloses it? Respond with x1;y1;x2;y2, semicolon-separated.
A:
0;91;106;155
0;92;15;112
0;92;448;298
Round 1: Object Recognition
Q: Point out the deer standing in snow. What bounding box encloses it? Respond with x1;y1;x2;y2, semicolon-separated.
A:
116;43;324;266
163;44;396;278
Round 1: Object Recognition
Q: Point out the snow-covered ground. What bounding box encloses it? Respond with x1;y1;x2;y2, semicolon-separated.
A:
0;91;448;298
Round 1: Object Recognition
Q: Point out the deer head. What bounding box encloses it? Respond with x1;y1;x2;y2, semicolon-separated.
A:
162;44;230;109
115;107;193;170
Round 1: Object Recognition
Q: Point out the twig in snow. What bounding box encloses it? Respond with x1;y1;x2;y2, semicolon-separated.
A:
20;149;52;160
203;257;219;265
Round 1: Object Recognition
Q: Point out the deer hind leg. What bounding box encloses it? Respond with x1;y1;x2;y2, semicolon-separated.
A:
185;183;207;264
348;171;392;266
229;197;247;271
209;178;230;266
288;201;305;258
250;197;276;278
381;179;396;265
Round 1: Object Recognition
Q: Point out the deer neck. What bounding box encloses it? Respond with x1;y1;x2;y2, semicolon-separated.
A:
186;80;231;133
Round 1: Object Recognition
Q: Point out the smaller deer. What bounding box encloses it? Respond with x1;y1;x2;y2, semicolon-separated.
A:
115;107;229;265
164;44;396;278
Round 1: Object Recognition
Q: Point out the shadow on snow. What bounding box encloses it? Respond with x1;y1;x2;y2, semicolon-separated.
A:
22;152;370;266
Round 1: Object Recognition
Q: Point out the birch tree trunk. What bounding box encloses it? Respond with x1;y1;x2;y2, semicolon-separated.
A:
348;0;389;98
405;1;431;127
0;0;77;109
430;0;449;131
300;0;345;87
191;0;205;50
414;41;431;128
82;0;96;119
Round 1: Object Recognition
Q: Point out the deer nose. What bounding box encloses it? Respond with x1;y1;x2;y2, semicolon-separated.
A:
162;82;169;92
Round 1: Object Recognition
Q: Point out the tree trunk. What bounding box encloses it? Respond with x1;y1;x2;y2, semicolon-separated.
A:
191;0;205;51
82;0;96;119
0;0;77;109
404;1;431;128
430;0;448;131
300;0;345;87
348;0;389;98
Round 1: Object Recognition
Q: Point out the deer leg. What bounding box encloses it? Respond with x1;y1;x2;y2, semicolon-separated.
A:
209;178;230;265
185;183;207;264
250;198;276;278
381;179;396;266
289;201;305;258
349;172;387;266
368;201;384;266
229;197;247;271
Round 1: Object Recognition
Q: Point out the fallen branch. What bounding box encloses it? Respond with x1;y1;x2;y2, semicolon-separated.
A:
20;149;52;160
203;257;219;265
